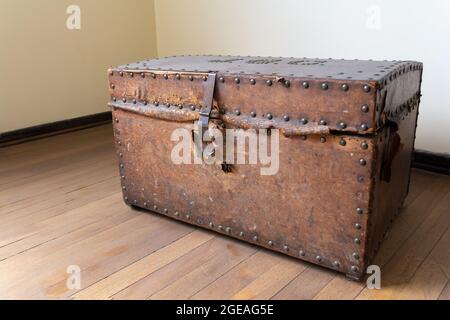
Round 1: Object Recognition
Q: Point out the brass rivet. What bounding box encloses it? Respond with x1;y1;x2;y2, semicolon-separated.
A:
361;141;369;149
250;111;256;117
250;79;256;85
234;77;240;84
321;83;329;90
268;240;274;246
283;115;290;122
361;105;369;113
300;118;308;125
186;214;191;220
354;223;362;230
219;76;225;83
111;84;115;89
202;75;208;81
119;71;124;77
141;72;145;78
354;238;361;244
302;81;309;89
235;109;241;116
319;119;327;126
188;75;194;81
339;138;346;146
363;85;371;93
151;73;156;79
356;208;364;214
352;252;360;260
253;235;258;242
174;211;180;216
266;79;272;86
359;159;367;166
164;208;168;213
175;73;180;80
284;80;290;88
320;136;326;143
209;222;214;228
339;122;347;129
239;231;245;237
122;98;127;103
333;261;340;267
299;250;305;256
360;124;369;131
153;205;158;210
225;227;231;233
341;84;349;91
112;97;117;102
351;266;359;273
218;225;223;231
300;135;307;141
129;73;134;78
132;99;137;104
163;74;168;80
316;255;322;262
266;113;273;120
283;245;289;251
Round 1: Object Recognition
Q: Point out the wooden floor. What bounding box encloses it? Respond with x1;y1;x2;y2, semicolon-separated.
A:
0;124;448;300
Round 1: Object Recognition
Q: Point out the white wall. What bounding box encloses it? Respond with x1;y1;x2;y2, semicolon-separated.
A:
0;0;157;133
154;0;450;154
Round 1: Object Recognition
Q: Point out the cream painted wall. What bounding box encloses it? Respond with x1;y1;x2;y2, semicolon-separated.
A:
154;0;450;153
0;0;157;133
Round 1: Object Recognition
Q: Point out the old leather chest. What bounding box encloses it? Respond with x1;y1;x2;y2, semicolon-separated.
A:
108;56;423;280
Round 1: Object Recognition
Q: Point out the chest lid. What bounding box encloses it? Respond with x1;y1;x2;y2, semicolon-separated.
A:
108;55;423;135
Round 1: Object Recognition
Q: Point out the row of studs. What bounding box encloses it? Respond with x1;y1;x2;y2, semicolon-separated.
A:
111;60;422;89
110;70;373;93
130;199;346;270
110;96;372;132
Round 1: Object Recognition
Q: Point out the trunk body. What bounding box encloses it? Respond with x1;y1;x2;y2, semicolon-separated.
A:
108;56;422;280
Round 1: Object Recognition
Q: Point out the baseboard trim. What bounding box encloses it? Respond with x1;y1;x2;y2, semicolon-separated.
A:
0;111;112;147
412;149;450;175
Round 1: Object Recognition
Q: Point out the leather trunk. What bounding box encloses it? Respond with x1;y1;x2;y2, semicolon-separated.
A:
107;56;423;280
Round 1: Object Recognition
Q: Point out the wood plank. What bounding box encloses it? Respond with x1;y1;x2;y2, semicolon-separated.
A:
438;280;450;300
0;192;125;261
271;266;336;300
394;227;450;299
191;251;290;300
0;125;112;172
0;175;120;249
356;185;450;299
146;238;257;300
0;214;193;299
230;256;305;300
313;275;365;300
73;230;214;300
